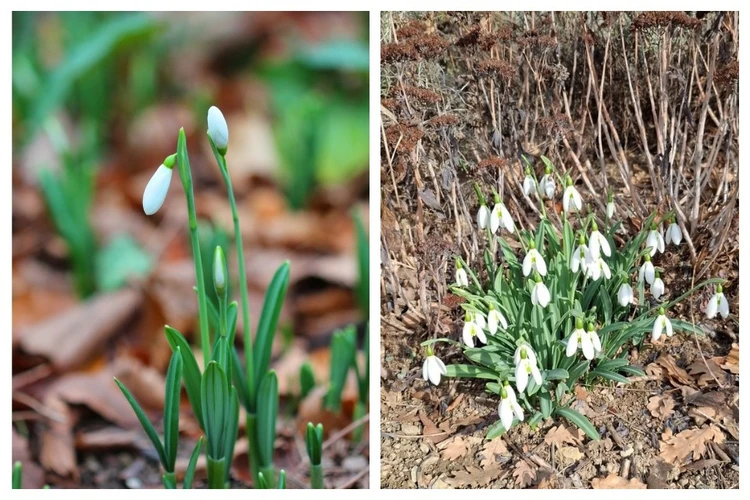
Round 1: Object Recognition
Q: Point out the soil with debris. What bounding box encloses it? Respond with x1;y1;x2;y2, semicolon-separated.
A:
380;11;738;489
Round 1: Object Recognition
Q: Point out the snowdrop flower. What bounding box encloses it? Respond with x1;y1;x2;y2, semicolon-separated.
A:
638;254;655;285
455;260;469;287
523;168;536;196
530;274;551;308
645;223;665;256
474;311;487;330
562;176;582;214
570;234;593;273
422;345;447;386
588;221;611;259
651;272;665;300
652;307;673;341
522;240;547;277
142;154;176;215
514;344;542;393
462;313;486;347
487;304;508;334
539;166;555;199
586;256;611;280
706;283;730;319
207;105;229;153
566;319;601;360
498;382;524;430
477;203;490;230
490;197;515;234
665;218;682;247
618;282;634;307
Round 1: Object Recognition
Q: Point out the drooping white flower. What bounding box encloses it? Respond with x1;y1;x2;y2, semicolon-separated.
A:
652;308;674;341
570;235;593;273
638;255;655;285
665;220;682;247
142;155;176;215
522;241;547;277
422;346;447;386
477;204;490;230
540;171;555;199
455;261;469;287
498;383;524;430
463;313;487;347
651;273;665;300
530;275;551;308
490;200;515;234
706;284;730;319
566;320;600;360
588;222;611;259
618;283;634;307
487;305;508;334
586;257;611;281
523;172;536;196
514;344;542;393
606;201;615;219
474;311;487;330
645;223;665;256
562;177;582;214
207;105;229;152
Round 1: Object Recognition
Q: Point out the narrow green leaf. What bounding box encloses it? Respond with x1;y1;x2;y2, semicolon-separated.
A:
165;326;203;429
183;437;204;489
163;349;183;472
485;419;506;440
545;368;569;381
223;387;240;484
555;406;600;440
230;347;250;410
254;262;290;396
300;362;315;400
201;362;229;460
445;364;499;379
257;370;279;468
114;378;168;468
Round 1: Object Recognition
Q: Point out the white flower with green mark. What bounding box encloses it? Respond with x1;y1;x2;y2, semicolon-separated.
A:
706;283;730;319
422;345;447;386
566;319;601;360
562;176;582;214
514;344;542;393
498;382;524;430
618;283;633;307
607;201;615;219
455;260;469;287
665;218;682;247
487;304;508;334
530;273;551;308
522;240;547;277
586;256;611;280
638;254;656;285
588;221;611;259
645;223;665;256
142;154;176;215
651;272;665;300
540;166;555;199
490;198;515;234
462;312;486;347
652;307;673;341
570;234;593;273
207;105;229;153
477;203;490;230
523;168;536;196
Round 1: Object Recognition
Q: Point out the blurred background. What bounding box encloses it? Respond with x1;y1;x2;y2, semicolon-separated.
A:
12;11;369;488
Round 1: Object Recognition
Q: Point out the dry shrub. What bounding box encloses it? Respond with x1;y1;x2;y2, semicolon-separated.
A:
476;59;515;81
427;114;460;128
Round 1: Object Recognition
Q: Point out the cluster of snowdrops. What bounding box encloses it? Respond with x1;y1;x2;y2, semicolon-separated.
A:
421;160;730;439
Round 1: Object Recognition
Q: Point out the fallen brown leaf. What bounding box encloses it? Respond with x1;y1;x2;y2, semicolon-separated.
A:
418;409;449;444
443;464;506;488
555;446;584;466
440;436;468;461
591;473;647;489
659;424;726;465
544;424;584;446
647;394;675;420
687;358;730;387
479;436;509;468
719;343;739;374
646;354;693;388
17;288;142;372
39;396;78;479
513;460;536;488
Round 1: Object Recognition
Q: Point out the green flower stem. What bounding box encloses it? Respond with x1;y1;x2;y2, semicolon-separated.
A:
207;456;227;489
310;464;324;489
260;466;276;489
12;461;22;489
162;472;177;489
351;400;366;444
246;413;261;486
209;139;255;405
176;129;211;367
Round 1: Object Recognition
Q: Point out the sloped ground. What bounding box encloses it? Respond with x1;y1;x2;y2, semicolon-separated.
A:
380;11;738;489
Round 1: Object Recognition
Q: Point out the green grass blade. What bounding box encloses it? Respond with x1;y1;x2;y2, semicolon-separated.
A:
253;262;290;396
114;378;168;468
163;348;183;472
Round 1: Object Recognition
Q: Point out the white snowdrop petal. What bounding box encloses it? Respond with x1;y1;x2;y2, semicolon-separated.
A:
142;164;173;215
652;316;663;341
516;364;528;393
665;317;674;337
566;334;578;357
719;294;730;318
499;400;513;430
581;333;594;360
207;106;229;149
706;295;718;318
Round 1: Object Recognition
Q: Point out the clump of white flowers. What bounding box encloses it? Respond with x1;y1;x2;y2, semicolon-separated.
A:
419;156;720;441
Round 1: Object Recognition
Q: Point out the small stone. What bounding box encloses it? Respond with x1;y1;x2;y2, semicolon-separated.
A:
342;455;368;471
401;423;422;436
125;477;142;489
419;442;430;454
431;477;451;489
410;466;418;484
621;446;634;457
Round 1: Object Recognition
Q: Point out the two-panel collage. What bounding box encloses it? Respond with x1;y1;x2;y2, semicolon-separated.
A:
9;9;740;491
